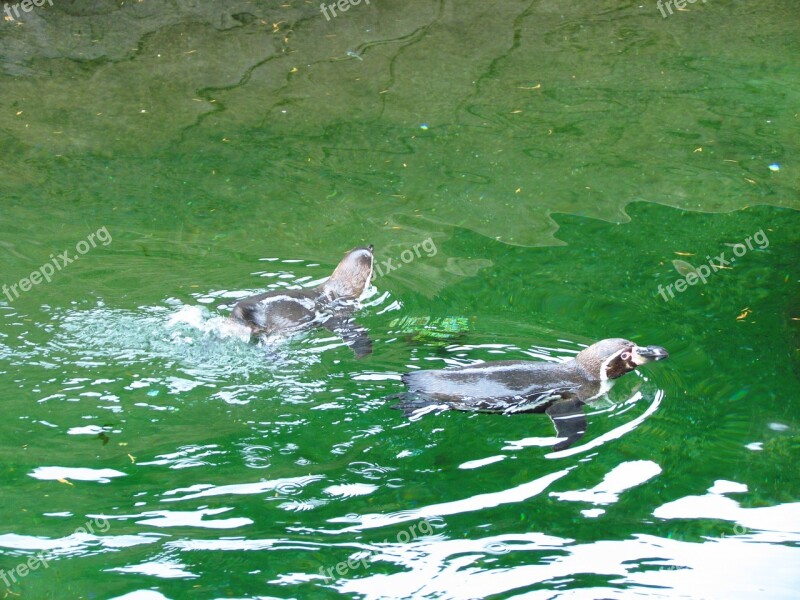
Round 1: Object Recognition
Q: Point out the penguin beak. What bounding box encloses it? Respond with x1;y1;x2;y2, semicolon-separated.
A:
633;345;669;362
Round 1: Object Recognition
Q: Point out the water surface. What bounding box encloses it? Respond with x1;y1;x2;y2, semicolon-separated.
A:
0;1;798;599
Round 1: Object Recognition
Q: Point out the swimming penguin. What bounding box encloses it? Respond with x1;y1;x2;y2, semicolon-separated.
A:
391;338;668;450
231;245;374;357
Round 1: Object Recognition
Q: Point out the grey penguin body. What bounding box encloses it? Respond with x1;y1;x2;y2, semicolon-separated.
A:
393;338;668;450
231;245;374;356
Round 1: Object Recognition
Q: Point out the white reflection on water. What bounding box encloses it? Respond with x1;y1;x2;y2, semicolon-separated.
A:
126;507;252;529
160;475;325;502
551;460;662;505
498;386;663;459
324;469;573;533
29;466;126;483
458;454;507;470
0;531;161;556
654;480;800;536
109;590;171;600
331;532;800;600
109;558;197;579
313;465;799;599
324;483;380;498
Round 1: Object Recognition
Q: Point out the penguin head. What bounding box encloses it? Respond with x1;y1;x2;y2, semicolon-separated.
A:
576;338;669;381
322;245;374;300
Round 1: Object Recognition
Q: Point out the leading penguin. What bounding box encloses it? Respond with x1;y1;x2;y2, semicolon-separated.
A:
391;338;668;450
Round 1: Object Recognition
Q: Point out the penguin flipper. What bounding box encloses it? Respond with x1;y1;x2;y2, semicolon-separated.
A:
322;316;372;358
545;397;587;451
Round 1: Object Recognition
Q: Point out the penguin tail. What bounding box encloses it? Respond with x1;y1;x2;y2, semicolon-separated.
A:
387;392;448;421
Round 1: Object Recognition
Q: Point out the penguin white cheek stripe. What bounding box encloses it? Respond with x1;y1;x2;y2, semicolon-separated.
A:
358;254;375;302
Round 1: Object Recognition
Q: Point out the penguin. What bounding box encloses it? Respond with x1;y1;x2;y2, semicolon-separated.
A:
231;245;374;357
390;338;668;450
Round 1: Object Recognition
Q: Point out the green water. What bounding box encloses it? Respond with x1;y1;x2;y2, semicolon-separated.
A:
1;1;799;599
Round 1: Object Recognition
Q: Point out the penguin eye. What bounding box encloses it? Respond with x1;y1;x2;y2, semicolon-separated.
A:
620;351;631;361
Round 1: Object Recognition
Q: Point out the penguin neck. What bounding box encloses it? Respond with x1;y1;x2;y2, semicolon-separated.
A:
570;359;616;401
316;282;350;303
586;378;616;402
317;264;372;303
314;283;363;308
573;359;601;383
